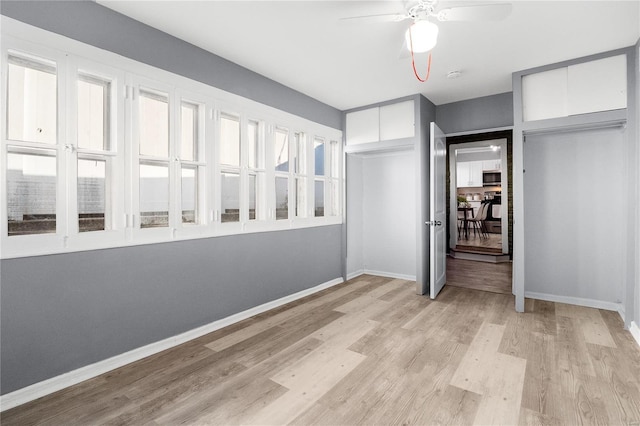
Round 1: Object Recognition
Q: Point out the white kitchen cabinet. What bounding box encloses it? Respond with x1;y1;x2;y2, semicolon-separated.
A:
456;161;483;187
482;160;501;171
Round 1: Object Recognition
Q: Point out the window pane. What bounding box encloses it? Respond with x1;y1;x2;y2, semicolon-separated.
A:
7;56;57;144
248;120;259;169
221;172;240;223
275;176;288;220
314;138;325;176
7;150;56;236
249;173;257;220
295;133;306;174
330;140;340;178
274;128;289;172
139;162;169;228
78;75;110;151
139;91;169;157
315;180;324;217
181;102;197;161
78;158;107;232
181;166;197;224
295;177;306;218
220;114;240;166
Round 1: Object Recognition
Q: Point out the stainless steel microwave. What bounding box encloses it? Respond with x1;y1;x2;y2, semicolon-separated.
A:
483;171;501;186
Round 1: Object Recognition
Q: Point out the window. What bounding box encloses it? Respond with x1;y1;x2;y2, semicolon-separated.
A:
179;101;203;225
219;113;240;223
137;89;170;229
76;73;114;232
314;137;325;217
6;53;58;236
7;54;57;145
274;127;289;220
247;119;264;221
2;26;342;258
7;149;57;235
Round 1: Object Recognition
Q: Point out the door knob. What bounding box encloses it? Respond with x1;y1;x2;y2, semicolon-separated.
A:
425;220;442;226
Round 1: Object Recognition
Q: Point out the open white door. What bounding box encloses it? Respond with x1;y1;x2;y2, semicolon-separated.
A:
429;122;447;298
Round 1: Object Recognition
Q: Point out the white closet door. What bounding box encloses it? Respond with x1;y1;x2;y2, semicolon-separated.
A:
523;126;625;304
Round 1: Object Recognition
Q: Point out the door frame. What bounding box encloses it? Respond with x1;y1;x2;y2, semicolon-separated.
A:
444;130;514;260
449;139;509;254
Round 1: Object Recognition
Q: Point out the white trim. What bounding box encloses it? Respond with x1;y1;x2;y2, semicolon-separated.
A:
363;269;416;281
630;321;640;348
0;276;344;412
346;269;364;281
445;126;514;138
525;291;623;313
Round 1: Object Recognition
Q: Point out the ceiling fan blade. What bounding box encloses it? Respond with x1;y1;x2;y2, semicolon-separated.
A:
339;13;409;24
436;3;512;22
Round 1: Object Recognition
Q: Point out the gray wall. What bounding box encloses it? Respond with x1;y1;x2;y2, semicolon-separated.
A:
436;92;513;134
0;0;341;130
1;226;342;394
0;0;344;395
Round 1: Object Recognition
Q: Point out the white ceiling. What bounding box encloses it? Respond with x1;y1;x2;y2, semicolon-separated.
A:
98;0;640;111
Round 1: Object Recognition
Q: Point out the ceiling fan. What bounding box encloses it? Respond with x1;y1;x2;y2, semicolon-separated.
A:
341;1;512;82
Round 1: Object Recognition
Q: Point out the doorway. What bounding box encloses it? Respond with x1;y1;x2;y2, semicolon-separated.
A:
444;130;513;295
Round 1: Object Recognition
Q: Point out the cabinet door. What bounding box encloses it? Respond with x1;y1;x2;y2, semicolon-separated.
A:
456;163;468;188
469;161;483;186
482;160;501;171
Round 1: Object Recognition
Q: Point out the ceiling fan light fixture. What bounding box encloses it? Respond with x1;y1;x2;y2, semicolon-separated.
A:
405;20;439;53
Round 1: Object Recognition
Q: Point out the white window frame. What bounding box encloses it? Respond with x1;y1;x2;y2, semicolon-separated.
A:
175;89;209;238
1;17;343;260
130;76;175;243
66;57;126;251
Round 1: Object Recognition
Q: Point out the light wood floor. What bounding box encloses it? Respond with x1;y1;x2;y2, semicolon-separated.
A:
3;275;640;425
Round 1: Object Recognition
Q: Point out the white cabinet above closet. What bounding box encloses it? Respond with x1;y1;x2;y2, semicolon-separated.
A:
522;54;627;121
346;100;415;149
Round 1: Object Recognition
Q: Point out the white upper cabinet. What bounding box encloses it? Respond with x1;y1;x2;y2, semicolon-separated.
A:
457;161;483;188
379;100;415;141
567;55;627;116
482;160;501;171
522;54;627;122
522;67;568;121
345;107;379;145
346;100;415;146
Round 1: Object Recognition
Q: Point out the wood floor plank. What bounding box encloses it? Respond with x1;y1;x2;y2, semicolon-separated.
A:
472;352;527;425
556;315;597;378
3;273;640;426
247;346;366;425
450;322;506;394
205;278;371;351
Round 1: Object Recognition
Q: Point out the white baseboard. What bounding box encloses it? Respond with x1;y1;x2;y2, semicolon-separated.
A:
630;321;640;349
0;277;344;412
363;269;416;281
346;269;364;281
524;291;623;313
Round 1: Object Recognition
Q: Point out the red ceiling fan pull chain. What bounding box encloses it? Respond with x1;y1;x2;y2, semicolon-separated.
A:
408;27;432;82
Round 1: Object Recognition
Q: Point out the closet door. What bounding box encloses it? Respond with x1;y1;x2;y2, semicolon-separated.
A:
523;126;625;304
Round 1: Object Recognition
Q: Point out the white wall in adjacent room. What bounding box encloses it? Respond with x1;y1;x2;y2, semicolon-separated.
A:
361;150;416;279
